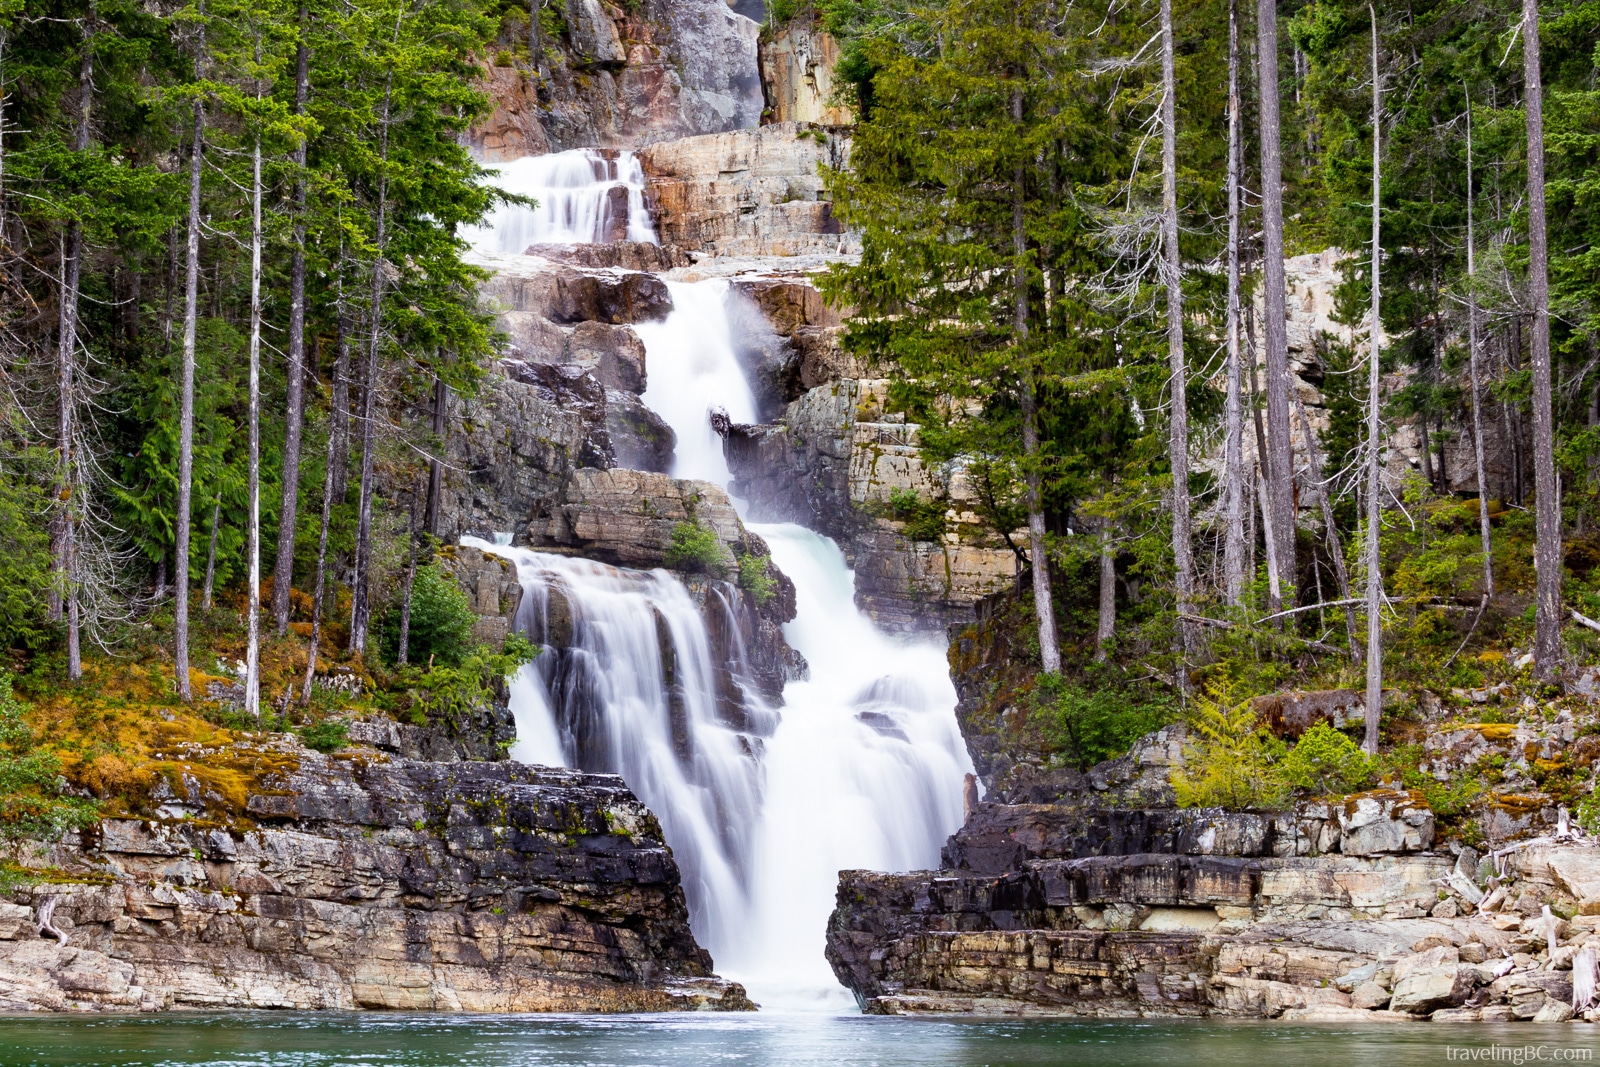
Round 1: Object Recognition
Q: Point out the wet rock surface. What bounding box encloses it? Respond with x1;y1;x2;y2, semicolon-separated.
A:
0;746;752;1013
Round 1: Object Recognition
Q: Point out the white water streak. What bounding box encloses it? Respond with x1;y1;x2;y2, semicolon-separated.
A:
463;150;656;252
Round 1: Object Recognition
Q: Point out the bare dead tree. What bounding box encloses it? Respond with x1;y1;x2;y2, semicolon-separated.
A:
1222;0;1247;606
1160;0;1193;681
1465;84;1495;601
1258;0;1296;610
1363;4;1384;754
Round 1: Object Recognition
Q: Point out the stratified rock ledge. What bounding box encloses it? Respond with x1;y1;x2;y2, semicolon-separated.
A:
0;743;753;1014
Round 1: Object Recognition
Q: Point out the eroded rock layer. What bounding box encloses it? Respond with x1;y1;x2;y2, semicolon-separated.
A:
0;748;752;1013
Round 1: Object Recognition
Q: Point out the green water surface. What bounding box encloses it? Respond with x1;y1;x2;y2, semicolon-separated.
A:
2;1013;1599;1067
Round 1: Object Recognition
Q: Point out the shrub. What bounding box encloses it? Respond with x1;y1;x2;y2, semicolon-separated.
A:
885;487;947;542
663;521;728;575
378;562;478;667
1171;687;1290;810
1031;673;1173;771
1281;721;1376;795
400;633;539;730
737;552;776;605
299;720;349;753
0;674;99;844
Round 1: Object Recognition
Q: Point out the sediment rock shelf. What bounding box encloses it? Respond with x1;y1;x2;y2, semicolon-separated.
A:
0;745;751;1013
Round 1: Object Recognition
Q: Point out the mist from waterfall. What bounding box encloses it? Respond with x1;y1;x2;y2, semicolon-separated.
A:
463;149;656;252
469;202;971;1005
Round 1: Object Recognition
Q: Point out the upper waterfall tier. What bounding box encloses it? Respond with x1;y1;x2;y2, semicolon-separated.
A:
464;150;657;253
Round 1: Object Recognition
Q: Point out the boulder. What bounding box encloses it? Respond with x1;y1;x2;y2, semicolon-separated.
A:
1351;980;1392;1009
526;242;689;273
568;322;649;393
1250;689;1365;738
548;271;673;325
534;468;744;571
1337;791;1435;855
605;391;676;473
1388;946;1468;1014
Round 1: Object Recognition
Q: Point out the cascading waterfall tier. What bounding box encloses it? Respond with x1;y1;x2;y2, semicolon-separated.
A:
460;539;775;948
467;250;974;1005
464;149;657;253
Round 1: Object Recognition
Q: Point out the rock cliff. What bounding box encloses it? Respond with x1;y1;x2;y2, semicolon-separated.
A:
0;741;752;1013
469;0;762;158
827;776;1600;1022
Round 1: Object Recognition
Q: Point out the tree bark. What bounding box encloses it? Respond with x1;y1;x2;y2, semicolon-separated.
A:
349;74;394;655
1465;86;1495;599
201;498;220;611
1523;0;1564;682
1011;88;1060;675
1363;5;1384;754
396;477;421;665
1160;0;1194;679
245;73;264;721
300;373;342;704
425;374;446;538
272;13;310;636
53;4;93;681
175;17;205;703
1258;0;1296;609
1095;525;1115;662
1222;0;1247;606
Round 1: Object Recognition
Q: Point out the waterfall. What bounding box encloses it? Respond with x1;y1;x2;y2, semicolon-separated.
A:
459;540;771;945
468;215;972;1005
463;149;657;253
635;279;759;491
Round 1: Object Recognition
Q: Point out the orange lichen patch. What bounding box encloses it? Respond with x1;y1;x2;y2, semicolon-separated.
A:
1534;757;1566;775
1457;723;1518;741
1490;792;1549;813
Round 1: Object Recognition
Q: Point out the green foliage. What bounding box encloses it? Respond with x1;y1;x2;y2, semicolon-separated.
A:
378;562;478;668
0;444;56;653
1031;672;1174;772
0;675;99;844
298;720;350;753
396;633;538;728
737;552;777;606
1171;688;1291;811
1380;743;1484;819
663;521;728;576
884;487;947;543
1281;722;1376;795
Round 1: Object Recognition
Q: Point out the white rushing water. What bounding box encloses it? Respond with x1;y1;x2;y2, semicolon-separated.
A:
635;279;759;491
468;185;970;1007
463;149;657;252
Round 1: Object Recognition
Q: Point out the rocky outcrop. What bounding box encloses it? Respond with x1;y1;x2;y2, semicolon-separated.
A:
760;20;853;126
827;797;1600;1021
0;742;752;1013
640;124;857;258
719;379;1016;630
532;468;745;570
469;0;762;158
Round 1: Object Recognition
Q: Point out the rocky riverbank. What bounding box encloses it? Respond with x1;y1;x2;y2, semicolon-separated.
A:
0;737;751;1013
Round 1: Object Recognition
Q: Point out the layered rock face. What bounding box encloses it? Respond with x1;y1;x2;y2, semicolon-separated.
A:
0;744;751;1013
640;123;857;258
828;779;1600;1021
721;378;1016;630
760;21;854;126
470;0;762;158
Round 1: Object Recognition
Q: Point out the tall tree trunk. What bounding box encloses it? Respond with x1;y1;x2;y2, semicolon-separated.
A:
53;5;93;681
1250;348;1282;604
1363;5;1384;754
425;374;446;538
349;74;394;655
201;497;220;611
1222;0;1247;606
1297;399;1359;659
1465;86;1495;600
175;83;203;703
1258;0;1296;609
1011;88;1059;675
1095;524;1116;663
301;375;342;704
272;14;310;636
396;477;421;665
1524;0;1563;682
331;300;352;505
1161;0;1194;678
245;80;263;721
